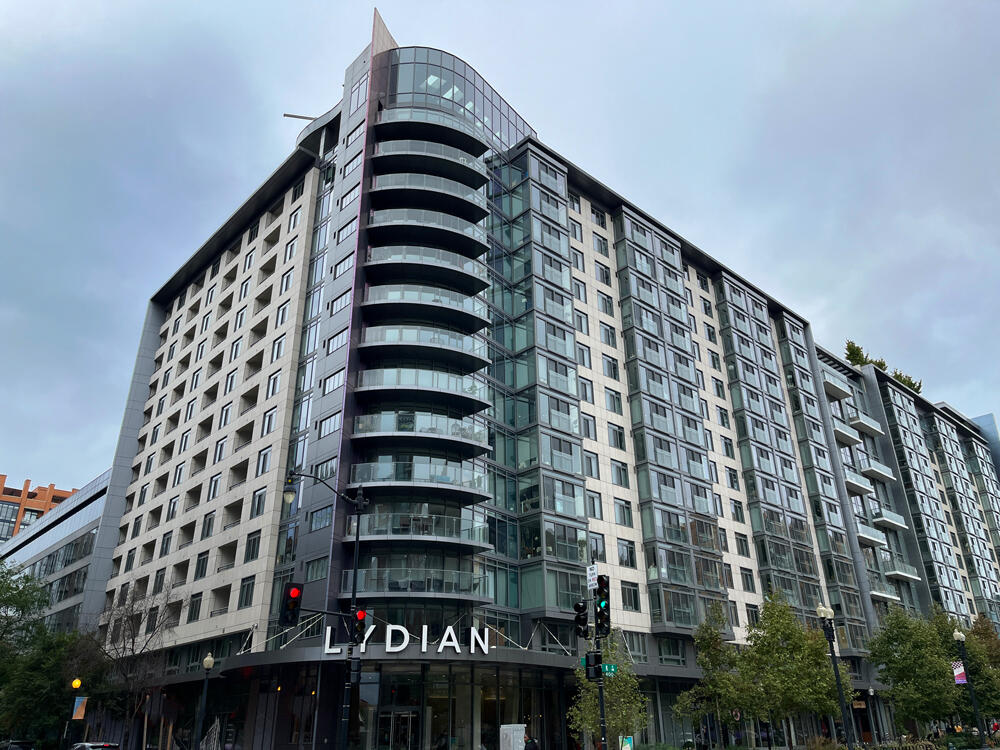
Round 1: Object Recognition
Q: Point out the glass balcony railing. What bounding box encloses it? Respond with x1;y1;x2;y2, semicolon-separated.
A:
371;173;487;209
859;454;896;481
882;554;920;579
844;467;874;494
343;568;491;596
349;460;488;491
347;513;489;544
354;411;488;443
374;139;488;176
872;507;906;529
369;208;487;246
365;284;488;318
366;245;490;282
356;368;488;401
822;370;853;398
832;417;862;444
868;573;900;599
361;325;488;358
848;408;884;436
377;108;488;146
856;522;887;546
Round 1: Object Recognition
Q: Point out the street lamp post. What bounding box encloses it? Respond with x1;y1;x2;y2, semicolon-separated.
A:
817;604;854;750
193;652;214;750
954;629;988;749
866;686;879;744
285;472;367;750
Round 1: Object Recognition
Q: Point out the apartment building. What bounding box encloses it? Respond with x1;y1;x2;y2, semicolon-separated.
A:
0;473;75;541
97;12;1000;750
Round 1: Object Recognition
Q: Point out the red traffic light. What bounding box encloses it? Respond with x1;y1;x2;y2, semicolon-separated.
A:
288;586;302;599
356;609;367;620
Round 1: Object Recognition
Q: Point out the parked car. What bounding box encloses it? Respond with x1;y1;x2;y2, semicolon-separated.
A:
70;744;120;750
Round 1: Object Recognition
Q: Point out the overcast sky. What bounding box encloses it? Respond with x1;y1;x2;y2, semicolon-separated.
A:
1;0;998;489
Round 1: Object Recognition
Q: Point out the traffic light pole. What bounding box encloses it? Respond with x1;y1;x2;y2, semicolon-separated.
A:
594;587;609;750
336;489;366;750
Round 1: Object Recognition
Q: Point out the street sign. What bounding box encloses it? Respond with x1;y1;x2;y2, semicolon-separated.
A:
602;664;617;674
587;564;598;590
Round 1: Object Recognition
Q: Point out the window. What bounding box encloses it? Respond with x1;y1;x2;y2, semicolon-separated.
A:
172;462;185;487
152;568;165;595
569;193;580;212
334;254;355;278
579;378;594;404
207;473;221;500
201;511;215;540
243;251;255;271
713;378;726;399
275;301;290;326
318;412;342;438
327;328;348;352
194;551;209;580
740;567;756;592
349;72;368;113
618;539;637;568
310;505;333;531
569;219;582;241
266;371;281;397
591;206;606;228
574;309;589;335
605;389;623;414
602;355;620;381
342;151;362;176
166;496;178;521
598;292;614;316
611;460;629;487
346;122;364;147
731;499;745;523
341;183;361;208
717;407;730;428
746;603;760;626
599;323;616;347
736;533;751;557
237;576;255;609
576;343;591;368
159;532;172;557
583;451;599;479
581;413;596;440
244;530;261;562
621;582;640;612
256;447;272;476
589;533;606;562
614;498;633;527
213;438;227;464
705;323;717;343
230;337;243;362
337;217;358;243
288;207;301;231
323;369;346;394
710;350;721;370
196;340;207;359
280;269;294;293
187;593;202;623
608;423;626;450
593;234;609;256
224;369;237;394
239;279;251;300
306;557;329;582
586;490;603;520
595;262;611;286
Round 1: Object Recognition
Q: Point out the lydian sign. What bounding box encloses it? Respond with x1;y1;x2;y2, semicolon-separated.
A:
324;624;491;656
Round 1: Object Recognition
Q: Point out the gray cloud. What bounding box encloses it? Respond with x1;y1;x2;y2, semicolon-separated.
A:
1;0;997;487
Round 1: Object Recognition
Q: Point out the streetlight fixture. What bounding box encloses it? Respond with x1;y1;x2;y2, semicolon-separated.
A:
285;470;367;750
866;686;879;744
193;652;214;750
816;604;854;750
953;629;988;748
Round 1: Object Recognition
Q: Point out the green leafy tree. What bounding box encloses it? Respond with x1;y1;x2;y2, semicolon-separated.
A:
568;629;649;746
890;369;923;393
844;340;921;392
674;604;746;746
868;606;955;730
739;593;837;744
0;559;49;649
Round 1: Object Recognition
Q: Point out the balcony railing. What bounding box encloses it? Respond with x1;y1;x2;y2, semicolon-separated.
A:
342;568;491;597
872;507;907;530
354;412;488;443
349;460;487;492
356;368;488;401
374;139;488;177
371;173;486;209
856;522;887;547
362;325;488;358
366;245;490;282
346;513;489;544
369;208;487;246
365;284;488;318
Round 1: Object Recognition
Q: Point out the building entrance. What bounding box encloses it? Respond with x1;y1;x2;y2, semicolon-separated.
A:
377;710;420;750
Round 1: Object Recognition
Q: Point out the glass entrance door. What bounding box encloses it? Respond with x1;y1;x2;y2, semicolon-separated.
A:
377;710;420;750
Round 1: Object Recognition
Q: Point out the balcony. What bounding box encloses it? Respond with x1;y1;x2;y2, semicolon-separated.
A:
348;460;489;503
831;417;863;446
359;324;489;371
364;245;490;293
368;209;488;259
872;507;908;531
822;371;853;400
848;409;884;437
345;513;491;550
362;283;489;333
375;108;490;157
369;173;488;222
843;468;874;495
352;411;489;457
883;555;921;582
856;522;888;547
372;139;489;188
355;368;489;411
859;455;896;483
868;573;901;602
341;568;492;602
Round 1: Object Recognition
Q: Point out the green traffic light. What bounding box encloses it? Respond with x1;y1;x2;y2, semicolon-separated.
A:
598;600;607;608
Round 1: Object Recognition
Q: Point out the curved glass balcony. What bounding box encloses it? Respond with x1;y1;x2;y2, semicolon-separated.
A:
348;459;489;502
364;245;489;293
362;284;489;332
372;139;489;186
342;568;492;599
360;325;488;371
368;208;488;258
376;108;490;157
346;513;490;547
354;411;487;443
370;173;487;222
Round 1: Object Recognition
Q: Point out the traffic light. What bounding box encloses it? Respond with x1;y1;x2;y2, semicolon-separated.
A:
353;609;368;644
573;599;589;638
278;582;303;627
585;650;603;680
594;574;611;637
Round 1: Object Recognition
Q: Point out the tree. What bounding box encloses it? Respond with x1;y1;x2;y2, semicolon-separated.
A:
567;629;649;745
674;604;746;747
739;593;837;744
843;340;922;392
868;606;955;730
0;558;49;649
